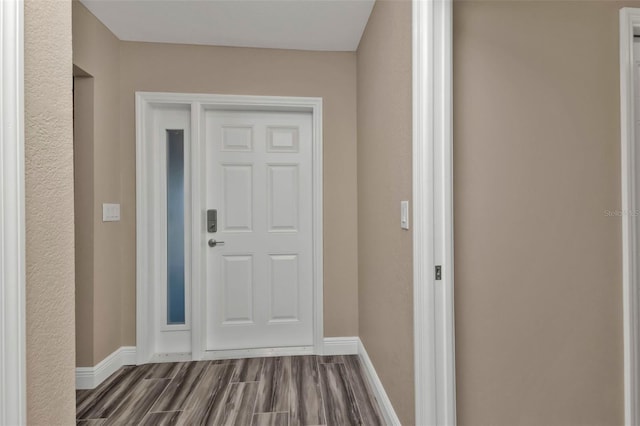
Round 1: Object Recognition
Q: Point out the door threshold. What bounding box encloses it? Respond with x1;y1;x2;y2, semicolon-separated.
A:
202;346;315;361
148;346;316;364
149;352;192;363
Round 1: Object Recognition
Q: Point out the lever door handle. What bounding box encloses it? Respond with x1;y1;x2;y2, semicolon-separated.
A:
208;239;225;248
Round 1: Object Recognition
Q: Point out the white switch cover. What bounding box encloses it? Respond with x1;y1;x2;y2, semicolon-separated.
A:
401;200;409;230
102;203;120;222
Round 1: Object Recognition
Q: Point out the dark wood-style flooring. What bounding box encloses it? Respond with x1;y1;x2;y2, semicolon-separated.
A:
76;355;384;426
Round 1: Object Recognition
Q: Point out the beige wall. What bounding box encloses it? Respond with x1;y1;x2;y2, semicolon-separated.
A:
73;1;123;366
73;72;95;367
356;1;414;424
24;0;76;423
453;1;636;424
118;42;360;343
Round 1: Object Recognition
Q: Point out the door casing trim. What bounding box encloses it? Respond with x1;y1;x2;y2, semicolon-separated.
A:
0;0;26;423
620;8;640;426
413;0;456;424
136;92;323;363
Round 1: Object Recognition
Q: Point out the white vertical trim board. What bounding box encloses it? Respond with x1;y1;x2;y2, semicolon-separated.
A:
311;101;324;356
413;0;456;425
0;0;26;424
135;93;152;365
621;8;640;426
76;347;137;390
189;102;204;361
357;339;401;426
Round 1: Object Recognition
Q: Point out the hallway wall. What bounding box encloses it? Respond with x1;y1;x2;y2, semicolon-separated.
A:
356;1;414;424
453;1;637;424
24;0;76;423
72;0;123;367
73;71;95;367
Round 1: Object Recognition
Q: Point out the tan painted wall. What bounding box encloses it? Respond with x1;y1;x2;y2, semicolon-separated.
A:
72;1;123;366
118;42;360;343
73;72;95;367
24;0;76;423
356;1;414;424
453;1;637;424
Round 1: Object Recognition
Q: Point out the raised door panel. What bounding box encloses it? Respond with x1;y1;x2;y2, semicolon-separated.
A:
267;165;299;232
269;254;299;322
222;165;253;232
222;126;253;152
221;255;254;324
267;127;299;153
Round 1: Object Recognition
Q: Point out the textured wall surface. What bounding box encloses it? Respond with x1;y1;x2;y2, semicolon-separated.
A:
356;1;414;424
72;1;123;366
453;1;634;424
24;0;76;423
118;42;359;342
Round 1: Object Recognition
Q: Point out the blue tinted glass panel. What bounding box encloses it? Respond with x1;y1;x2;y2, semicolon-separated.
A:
167;129;185;325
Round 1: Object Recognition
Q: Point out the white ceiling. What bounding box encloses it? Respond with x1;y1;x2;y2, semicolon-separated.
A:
80;0;376;52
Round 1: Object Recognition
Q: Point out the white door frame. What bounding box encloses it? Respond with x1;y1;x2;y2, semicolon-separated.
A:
0;0;27;423
413;0;456;424
136;92;323;363
621;8;640;426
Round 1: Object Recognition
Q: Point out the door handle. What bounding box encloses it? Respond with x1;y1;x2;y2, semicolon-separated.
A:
208;239;225;248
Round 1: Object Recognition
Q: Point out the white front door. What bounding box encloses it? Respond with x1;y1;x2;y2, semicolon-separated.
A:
203;110;314;351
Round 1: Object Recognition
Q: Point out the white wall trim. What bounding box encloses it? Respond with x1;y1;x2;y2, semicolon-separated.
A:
0;0;26;423
76;347;137;390
322;336;359;355
413;0;456;424
136;93;324;364
358;339;401;426
621;8;640;426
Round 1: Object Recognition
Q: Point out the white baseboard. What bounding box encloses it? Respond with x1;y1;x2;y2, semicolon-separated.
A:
358;339;401;426
322;336;359;355
76;346;137;390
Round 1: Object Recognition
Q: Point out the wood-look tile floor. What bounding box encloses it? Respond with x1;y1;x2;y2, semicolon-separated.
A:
76;355;384;426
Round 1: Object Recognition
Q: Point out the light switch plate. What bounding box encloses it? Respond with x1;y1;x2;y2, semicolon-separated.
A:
102;203;120;222
401;200;409;230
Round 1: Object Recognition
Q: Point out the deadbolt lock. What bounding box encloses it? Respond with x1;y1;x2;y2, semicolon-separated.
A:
207;209;217;233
